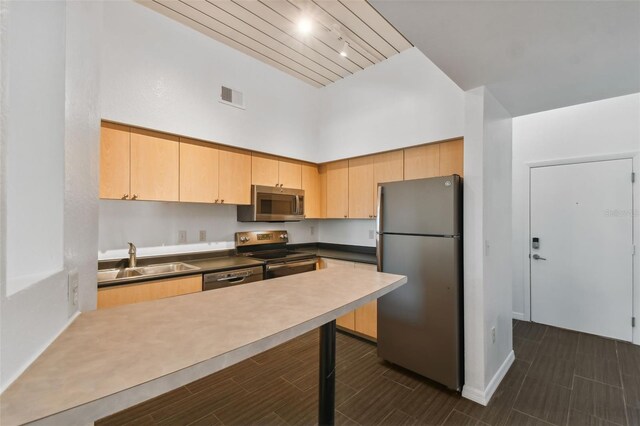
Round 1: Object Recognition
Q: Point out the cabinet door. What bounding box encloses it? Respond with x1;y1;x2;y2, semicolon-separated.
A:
373;150;404;215
251;153;279;187
219;146;252;205
404;144;440;180
179;138;219;203
439;139;464;177
301;163;322;218
319;258;356;330
100;122;130;200
325;160;349;218
348;156;374;219
279;159;302;189
130;128;180;201
354;263;378;339
97;275;202;309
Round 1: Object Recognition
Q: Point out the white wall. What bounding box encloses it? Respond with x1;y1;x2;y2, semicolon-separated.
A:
5;0;65;294
317;219;376;247
101;1;319;162
316;47;465;163
481;90;513;387
462;87;513;405
512;93;640;343
0;1;102;392
99;201;318;258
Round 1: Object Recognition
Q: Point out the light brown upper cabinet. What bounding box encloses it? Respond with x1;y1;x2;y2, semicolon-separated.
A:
278;158;302;189
404;143;440;180
251;153;302;189
219;146;252;205
251;153;279;187
179;138;219;203
373;150;404;213
439;138;464;177
348;156;375;219
301;163;323;219
100;122;131;200
130;128;180;202
324;160;349;218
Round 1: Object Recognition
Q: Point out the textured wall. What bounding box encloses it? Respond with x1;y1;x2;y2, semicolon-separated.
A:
101;1;319;162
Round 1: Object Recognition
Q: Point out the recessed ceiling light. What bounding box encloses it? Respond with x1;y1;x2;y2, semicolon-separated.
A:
340;41;349;57
298;18;312;34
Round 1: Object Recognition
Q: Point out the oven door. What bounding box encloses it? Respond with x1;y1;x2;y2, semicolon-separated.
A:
265;258;317;279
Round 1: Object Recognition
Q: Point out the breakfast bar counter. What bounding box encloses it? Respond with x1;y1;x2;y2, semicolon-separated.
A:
0;268;406;425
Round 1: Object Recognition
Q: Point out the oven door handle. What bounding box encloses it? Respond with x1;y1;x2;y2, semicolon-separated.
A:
266;259;317;271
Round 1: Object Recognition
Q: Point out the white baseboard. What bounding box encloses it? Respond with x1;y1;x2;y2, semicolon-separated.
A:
512;312;525;321
462;350;515;406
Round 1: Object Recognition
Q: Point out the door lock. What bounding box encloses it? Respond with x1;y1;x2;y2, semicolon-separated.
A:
532;254;546;261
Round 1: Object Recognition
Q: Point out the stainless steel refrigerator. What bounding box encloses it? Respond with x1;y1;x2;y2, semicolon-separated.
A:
376;175;463;391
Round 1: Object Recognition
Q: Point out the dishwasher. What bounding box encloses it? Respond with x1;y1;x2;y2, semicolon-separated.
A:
203;266;264;291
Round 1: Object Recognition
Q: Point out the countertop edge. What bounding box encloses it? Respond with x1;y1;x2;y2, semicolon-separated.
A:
15;274;407;425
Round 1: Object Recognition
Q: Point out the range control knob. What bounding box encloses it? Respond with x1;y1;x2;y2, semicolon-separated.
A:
280;233;287;239
240;236;249;243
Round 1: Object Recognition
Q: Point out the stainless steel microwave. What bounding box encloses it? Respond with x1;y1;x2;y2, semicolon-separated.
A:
237;185;305;222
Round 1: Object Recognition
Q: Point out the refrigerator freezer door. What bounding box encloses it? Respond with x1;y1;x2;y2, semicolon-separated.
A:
378;176;460;236
377;233;462;390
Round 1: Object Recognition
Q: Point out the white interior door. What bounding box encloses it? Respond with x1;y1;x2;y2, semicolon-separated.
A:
530;159;633;341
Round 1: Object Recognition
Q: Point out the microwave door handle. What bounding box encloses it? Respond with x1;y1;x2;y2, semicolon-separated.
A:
295;195;300;214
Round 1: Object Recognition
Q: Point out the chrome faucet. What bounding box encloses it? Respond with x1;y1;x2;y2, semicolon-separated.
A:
128;242;137;268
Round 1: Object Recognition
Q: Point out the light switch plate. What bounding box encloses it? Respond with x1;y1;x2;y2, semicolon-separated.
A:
178;230;187;244
199;230;207;242
368;229;375;239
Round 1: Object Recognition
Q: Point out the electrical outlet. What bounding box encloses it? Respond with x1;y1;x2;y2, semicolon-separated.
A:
178;230;187;244
310;226;315;236
199;230;207;242
368;229;375;239
491;326;496;343
68;269;79;315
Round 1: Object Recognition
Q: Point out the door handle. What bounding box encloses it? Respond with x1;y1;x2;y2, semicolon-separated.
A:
532;254;547;260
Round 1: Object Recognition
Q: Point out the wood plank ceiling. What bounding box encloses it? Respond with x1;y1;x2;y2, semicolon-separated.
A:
138;0;413;87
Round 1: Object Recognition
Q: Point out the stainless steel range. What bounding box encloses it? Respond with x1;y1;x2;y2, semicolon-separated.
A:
236;230;317;279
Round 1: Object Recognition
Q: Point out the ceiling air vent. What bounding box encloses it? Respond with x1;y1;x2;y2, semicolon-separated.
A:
219;85;245;110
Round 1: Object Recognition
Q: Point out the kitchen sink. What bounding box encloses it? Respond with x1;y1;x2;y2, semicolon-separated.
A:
138;262;200;275
97;262;200;283
97;268;143;282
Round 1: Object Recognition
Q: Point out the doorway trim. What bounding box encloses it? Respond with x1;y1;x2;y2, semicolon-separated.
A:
523;151;639;345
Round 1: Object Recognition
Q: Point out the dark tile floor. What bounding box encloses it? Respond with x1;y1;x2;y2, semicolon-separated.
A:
97;320;640;426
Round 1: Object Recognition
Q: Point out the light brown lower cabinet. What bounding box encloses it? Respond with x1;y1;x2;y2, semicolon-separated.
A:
97;275;202;309
319;258;378;340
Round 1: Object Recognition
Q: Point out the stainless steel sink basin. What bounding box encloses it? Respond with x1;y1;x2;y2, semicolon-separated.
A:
138;262;200;275
97;262;200;283
97;268;143;282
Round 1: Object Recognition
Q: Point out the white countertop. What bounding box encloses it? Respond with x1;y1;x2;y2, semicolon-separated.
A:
0;268;406;425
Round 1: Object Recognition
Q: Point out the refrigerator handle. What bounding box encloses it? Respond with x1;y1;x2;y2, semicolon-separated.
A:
376;185;383;272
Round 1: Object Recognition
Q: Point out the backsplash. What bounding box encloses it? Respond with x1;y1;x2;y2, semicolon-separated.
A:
98;200;376;260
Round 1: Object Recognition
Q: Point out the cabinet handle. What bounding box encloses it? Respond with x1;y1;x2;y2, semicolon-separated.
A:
221;199;224;203
131;194;138;200
122;194;129;200
215;199;219;203
344;215;347;218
